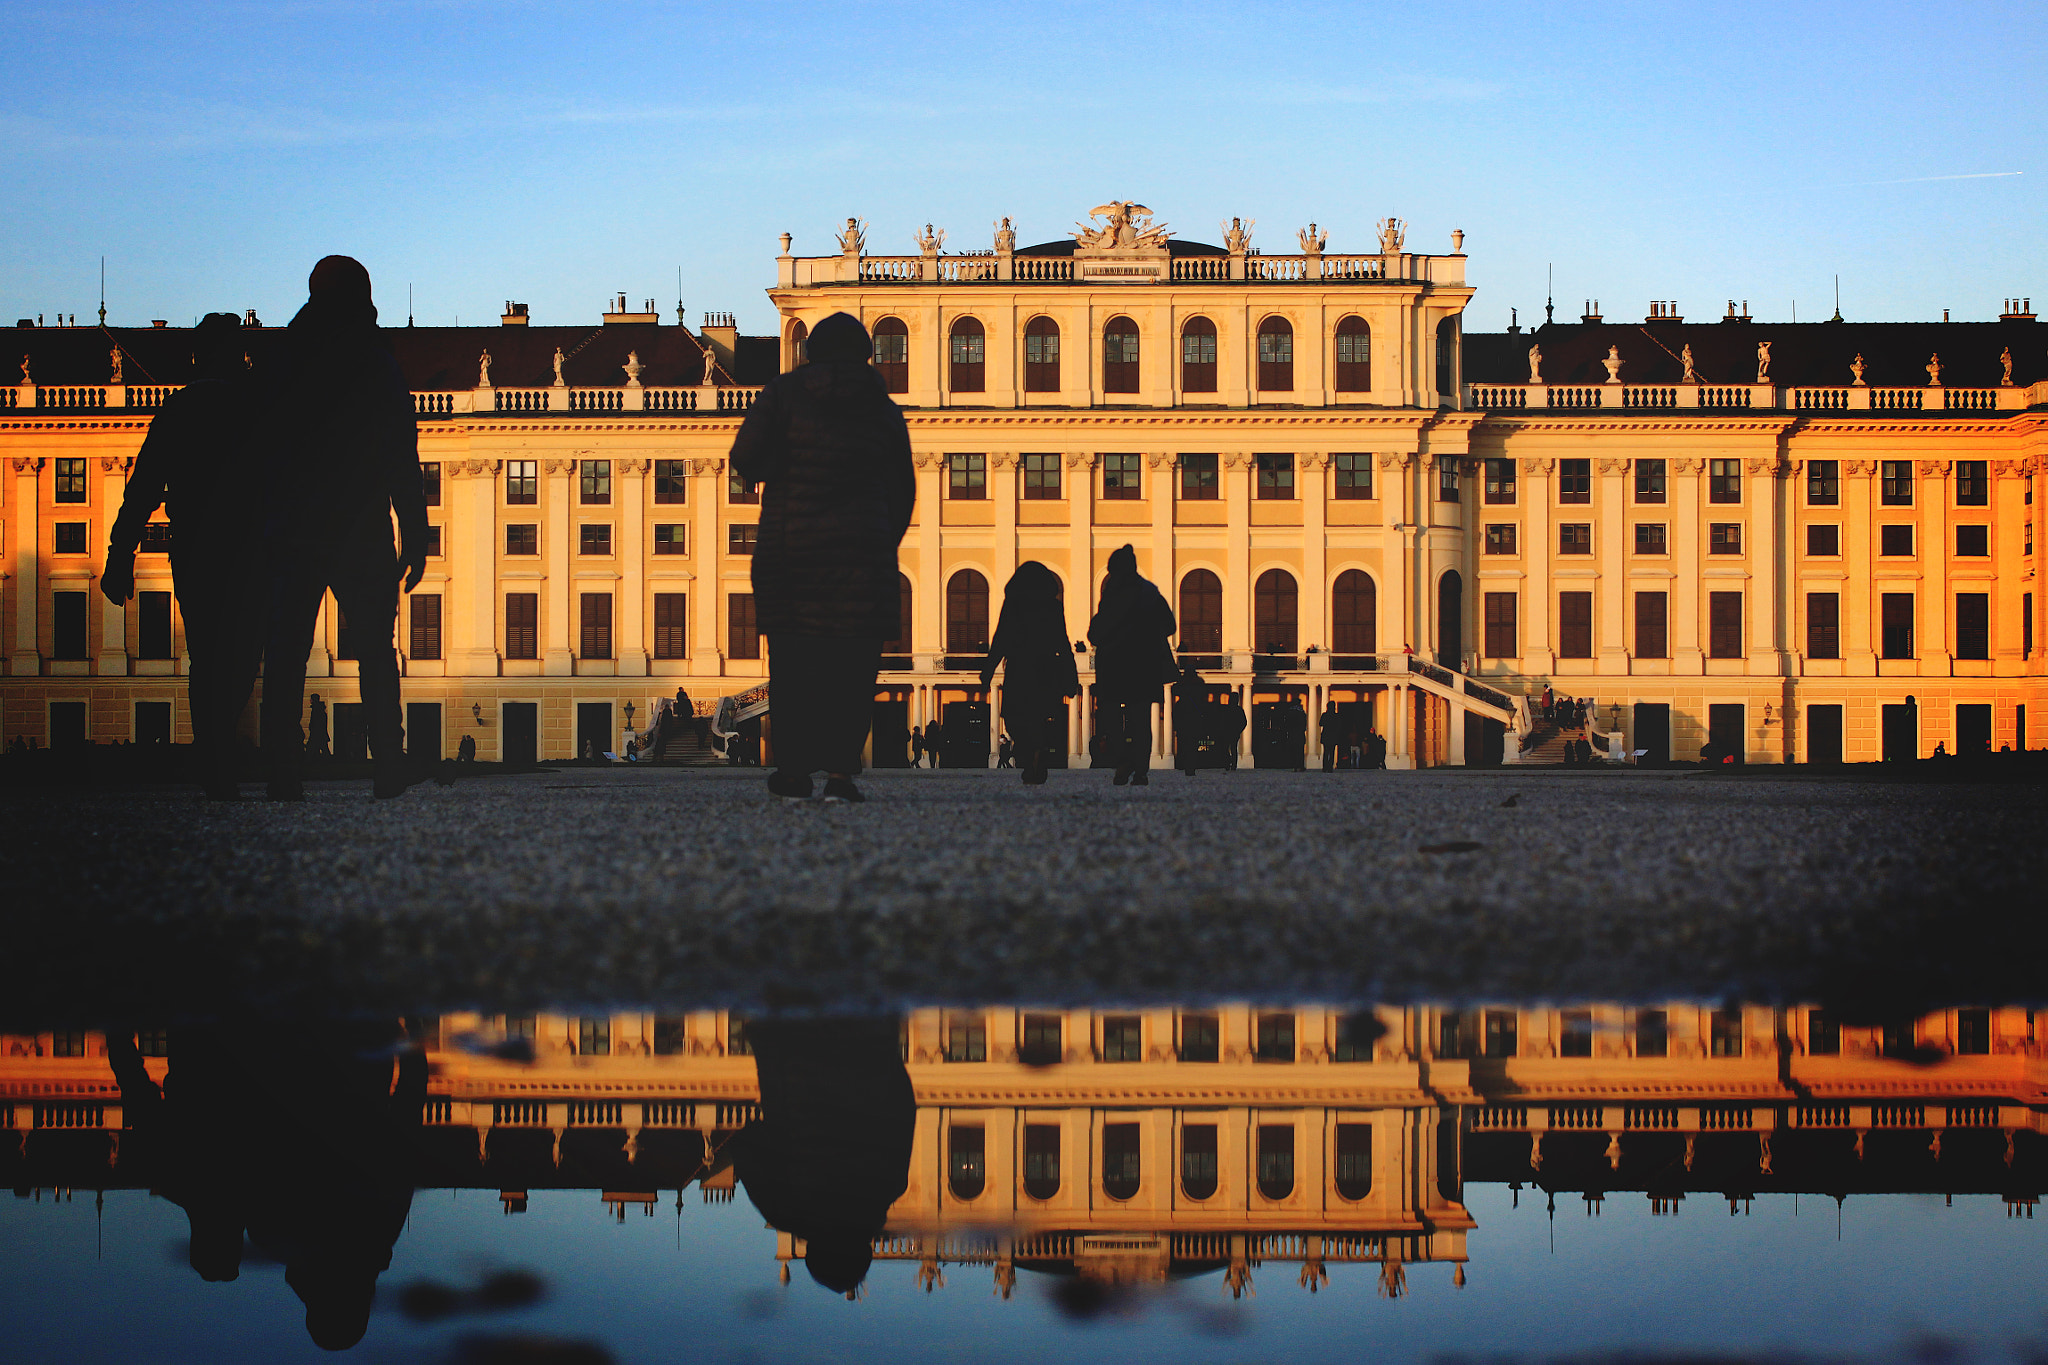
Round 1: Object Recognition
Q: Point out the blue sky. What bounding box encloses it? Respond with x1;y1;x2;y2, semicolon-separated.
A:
3;1;2041;335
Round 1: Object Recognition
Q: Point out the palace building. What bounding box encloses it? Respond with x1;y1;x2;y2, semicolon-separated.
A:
2;204;2043;765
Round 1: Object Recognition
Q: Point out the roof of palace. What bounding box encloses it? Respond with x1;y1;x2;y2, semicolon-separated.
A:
1463;318;2046;390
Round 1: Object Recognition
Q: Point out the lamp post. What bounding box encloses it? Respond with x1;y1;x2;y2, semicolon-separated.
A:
471;702;483;725
623;701;637;729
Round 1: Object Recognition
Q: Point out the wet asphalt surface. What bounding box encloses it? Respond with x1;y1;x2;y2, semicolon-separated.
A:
3;764;2042;1019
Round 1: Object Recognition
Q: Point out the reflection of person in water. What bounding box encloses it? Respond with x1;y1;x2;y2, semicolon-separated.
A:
735;1018;916;1295
107;1015;427;1350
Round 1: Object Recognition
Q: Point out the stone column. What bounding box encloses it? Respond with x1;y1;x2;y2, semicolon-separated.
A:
10;458;41;675
1597;458;1629;672
1918;459;1952;668
449;459;503;676
991;453;1019;594
1147;454;1175;592
914;454;943;665
1380;454;1412;658
96;456;130;675
1302;454;1329;656
1066;452;1097;643
1843;461;1876;670
691;459;724;676
1747;455;1788;674
542;458;575;674
1519;458;1554;671
1224;453;1251;662
617;458;648;676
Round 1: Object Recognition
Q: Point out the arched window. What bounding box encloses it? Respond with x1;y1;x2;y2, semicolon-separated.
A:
1257;1124;1295;1201
1180;316;1217;393
788;318;809;369
1103;315;1139;393
1334;1123;1372;1201
1181;1124;1219;1201
1257;316;1294;392
1436;316;1459;398
1438;570;1464;666
945;569;989;653
1179;570;1223;653
1023;316;1060;393
1102;1123;1141;1201
1332;570;1376;655
1254;569;1298;654
948;1125;986;1201
1335;315;1370;391
872;316;908;393
1023;1124;1060;1201
948;316;985;392
883;572;913;655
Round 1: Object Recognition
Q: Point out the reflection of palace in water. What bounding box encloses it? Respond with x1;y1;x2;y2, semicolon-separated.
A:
6;1003;2043;1293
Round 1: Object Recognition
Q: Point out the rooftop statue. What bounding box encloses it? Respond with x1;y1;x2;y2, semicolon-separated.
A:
1850;353;1867;385
2001;347;2014;386
1222;217;1255;254
1075;201;1173;250
1377;217;1405;254
1602;345;1623;383
553;347;566;387
108;344;124;385
1926;352;1942;386
702;344;719;387
1755;340;1771;383
19;353;29;385
836;217;867;255
477;349;492;388
1297;222;1327;254
913;223;946;254
1527;344;1542;384
994;217;1016;253
1680;343;1698;384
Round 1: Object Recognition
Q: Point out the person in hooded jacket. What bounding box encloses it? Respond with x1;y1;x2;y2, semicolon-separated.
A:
730;313;914;803
259;256;428;800
980;561;1080;785
1087;545;1176;786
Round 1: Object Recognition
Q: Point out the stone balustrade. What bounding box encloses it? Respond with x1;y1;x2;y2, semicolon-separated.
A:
1464;382;2034;413
784;248;1447;287
404;384;762;418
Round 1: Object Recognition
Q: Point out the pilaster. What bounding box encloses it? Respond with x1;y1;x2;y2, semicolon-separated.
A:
1518;458;1554;670
690;458;724;676
1066;453;1097;641
448;459;502;675
1596;458;1628;671
1301;454;1329;653
1147;454;1174;605
1223;453;1251;653
542;458;575;674
617;458;648;675
1381;453;1412;657
991;453;1019;595
914;454;944;660
95;456;129;675
1671;458;1704;672
10;457;40;674
1748;455;1788;674
1843;461;1876;670
1918;460;1952;667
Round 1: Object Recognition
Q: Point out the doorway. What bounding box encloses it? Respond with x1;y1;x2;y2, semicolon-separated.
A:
49;701;87;750
1437;571;1463;668
1806;704;1843;765
1956;704;1991;757
332;702;367;762
576;702;613;760
1632;703;1671;767
1463;713;1505;767
870;691;911;768
135;701;173;746
1251;685;1310;768
503;702;538;768
406;702;442;762
1706;704;1745;765
1881;702;1917;762
938;698;990;768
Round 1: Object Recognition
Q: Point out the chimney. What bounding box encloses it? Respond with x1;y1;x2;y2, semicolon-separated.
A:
602;293;661;325
1579;299;1602;324
501;302;530;326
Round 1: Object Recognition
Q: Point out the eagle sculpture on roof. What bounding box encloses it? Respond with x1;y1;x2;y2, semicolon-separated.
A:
1074;201;1173;249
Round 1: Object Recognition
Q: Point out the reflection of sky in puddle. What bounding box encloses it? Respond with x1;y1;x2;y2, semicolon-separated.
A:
6;1185;2046;1364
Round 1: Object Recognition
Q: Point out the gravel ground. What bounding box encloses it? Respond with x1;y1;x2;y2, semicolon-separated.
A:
4;764;2043;1018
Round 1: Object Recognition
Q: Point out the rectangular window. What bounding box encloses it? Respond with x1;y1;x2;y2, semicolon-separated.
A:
945;1018;986;1063
1558;591;1593;658
728;593;759;660
654;460;689;504
1806;460;1839;506
1710;1010;1743;1058
1709;522;1742;555
1023;1125;1061;1198
137;591;173;660
1806;593;1840;659
53;591;88;659
505;523;538;555
1020;1014;1062;1066
1256;453;1294;500
1483;523;1517;555
1022;453;1061;500
1331;1013;1378;1063
1956;460;1987;506
1636;1009;1668;1058
1807;1009;1840;1056
1635;592;1668;659
727;523;757;555
1438;459;1461;503
1333;454;1372;500
579;593;612;659
1956;593;1989;660
947;453;985;500
1708;459;1741;504
1101;453;1140;500
1180;453;1218;501
1957;1008;1991;1055
1880;524;1913;557
1881;461;1913;506
653;524;687;555
1635;522;1667;555
1483;592;1517;658
420;462;441;506
1255;1013;1296;1063
1438;1014;1464;1058
1483;1010;1518;1059
505;593;538;659
409;594;442;660
1558;523;1592;555
1956;524;1988;557
1709;592;1743;658
1484;458;1516;505
579;459;611;505
1179;1013;1220;1063
1558;458;1591;503
53;522;87;554
424;525;442;558
506;459;537;504
1102;1015;1143;1062
729;467;759;505
54;458;87;502
577;1018;611;1057
1634;458;1666;504
2026;592;2034;658
140;522;172;553
1807;524;1839;557
653;593;687;660
1559;1010;1594;1058
1881;593;1914;658
579;523;613;556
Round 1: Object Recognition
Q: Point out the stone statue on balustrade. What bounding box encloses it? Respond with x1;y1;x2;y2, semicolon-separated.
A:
552;347;566;387
1377;218;1405;254
1601;346;1623;383
19;354;30;384
913;223;946;254
701;344;719;387
993;217;1016;253
477;349;492;388
1850;353;1867;385
1297;222;1327;254
1680;344;1697;383
836;217;866;255
2001;347;2014;386
1755;341;1771;383
1527;344;1543;384
1222;217;1254;253
622;351;643;386
1926;353;1942;385
109;345;124;384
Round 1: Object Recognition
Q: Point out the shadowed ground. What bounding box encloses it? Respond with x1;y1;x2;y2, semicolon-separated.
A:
3;765;2042;1019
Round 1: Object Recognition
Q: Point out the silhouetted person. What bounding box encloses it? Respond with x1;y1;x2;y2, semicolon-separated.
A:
305;693;330;758
1088;545;1176;787
1283;698;1309;771
102;312;263;800
981;562;1080;786
730;312;914;804
735;1018;916;1296
1319;704;1341;772
259;258;427;800
674;685;708;745
456;733;476;762
1173;664;1207;776
1220;694;1248;770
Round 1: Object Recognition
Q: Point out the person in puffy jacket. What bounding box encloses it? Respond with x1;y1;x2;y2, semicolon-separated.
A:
981;562;1080;785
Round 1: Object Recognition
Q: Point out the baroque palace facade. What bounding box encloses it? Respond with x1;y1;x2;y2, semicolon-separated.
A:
2;202;2043;765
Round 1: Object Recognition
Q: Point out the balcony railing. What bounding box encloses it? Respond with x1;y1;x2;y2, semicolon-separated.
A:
1464;382;2033;414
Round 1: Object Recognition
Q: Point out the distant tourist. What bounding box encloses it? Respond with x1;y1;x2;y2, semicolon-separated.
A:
305;694;330;758
730;313;914;804
981;562;1080;786
1319;704;1341;772
456;733;476;763
1173;664;1207;776
1088;546;1177;787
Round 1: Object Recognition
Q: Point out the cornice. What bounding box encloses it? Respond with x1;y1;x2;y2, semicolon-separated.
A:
903;410;1440;429
1476;414;1799;436
0;419;154;432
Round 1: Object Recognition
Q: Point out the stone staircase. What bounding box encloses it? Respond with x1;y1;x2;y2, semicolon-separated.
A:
651;726;725;766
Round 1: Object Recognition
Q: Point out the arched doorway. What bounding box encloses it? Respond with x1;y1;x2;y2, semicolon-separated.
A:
1332;569;1376;662
882;573;913;661
945;569;989;655
1178;569;1222;662
1254;568;1298;656
1437;570;1463;668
